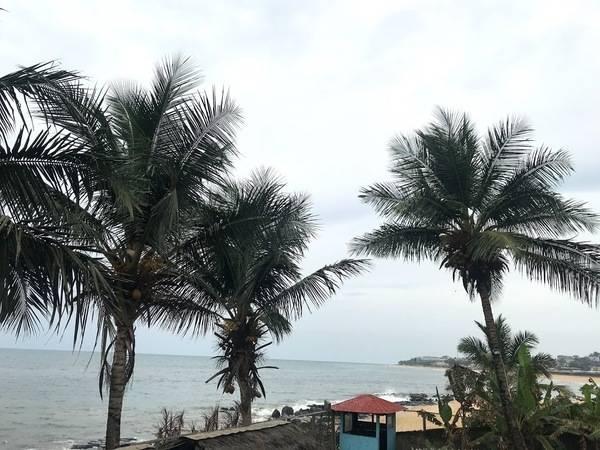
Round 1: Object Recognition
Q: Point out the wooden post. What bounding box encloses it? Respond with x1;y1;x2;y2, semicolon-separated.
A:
325;400;335;450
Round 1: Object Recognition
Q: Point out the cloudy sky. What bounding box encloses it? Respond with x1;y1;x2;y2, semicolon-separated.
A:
1;0;600;364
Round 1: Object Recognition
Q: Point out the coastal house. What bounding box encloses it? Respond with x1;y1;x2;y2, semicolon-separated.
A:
332;394;406;450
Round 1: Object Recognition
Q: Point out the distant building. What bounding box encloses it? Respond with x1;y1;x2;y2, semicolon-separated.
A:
414;356;446;362
557;355;575;364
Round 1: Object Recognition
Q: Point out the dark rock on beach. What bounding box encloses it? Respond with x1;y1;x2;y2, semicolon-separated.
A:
409;393;430;402
281;405;294;416
272;408;281;418
295;403;325;415
397;392;436;407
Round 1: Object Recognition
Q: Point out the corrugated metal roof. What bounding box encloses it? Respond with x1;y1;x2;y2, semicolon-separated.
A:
182;420;290;442
331;394;407;414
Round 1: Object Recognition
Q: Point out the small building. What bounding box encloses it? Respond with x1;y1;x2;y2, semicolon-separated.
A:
332;394;406;450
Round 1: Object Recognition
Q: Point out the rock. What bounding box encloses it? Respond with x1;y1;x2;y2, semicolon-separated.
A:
271;409;281;419
281;405;294;416
409;393;430;402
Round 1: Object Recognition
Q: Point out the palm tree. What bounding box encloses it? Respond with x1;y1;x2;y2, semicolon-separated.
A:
181;171;368;425
351;108;600;450
0;56;242;449
0;62;110;335
458;315;554;378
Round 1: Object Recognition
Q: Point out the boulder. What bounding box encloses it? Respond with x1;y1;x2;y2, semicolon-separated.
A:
271;408;281;419
409;393;430;403
281;405;294;416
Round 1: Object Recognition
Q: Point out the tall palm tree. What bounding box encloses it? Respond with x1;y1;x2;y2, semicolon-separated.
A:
0;56;242;449
458;315;554;379
180;171;368;425
351;108;600;450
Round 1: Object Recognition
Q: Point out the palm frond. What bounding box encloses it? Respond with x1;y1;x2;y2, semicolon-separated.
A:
417;107;480;205
351;224;444;261
265;259;369;322
511;237;600;306
143;292;220;337
458;335;490;368
0;61;78;134
480;148;596;235
477;117;533;204
0;127;90;216
0;215;110;335
360;181;461;226
172;87;242;177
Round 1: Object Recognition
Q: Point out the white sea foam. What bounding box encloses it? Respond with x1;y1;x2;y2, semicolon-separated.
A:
373;391;411;403
254;399;322;421
253;391;411;422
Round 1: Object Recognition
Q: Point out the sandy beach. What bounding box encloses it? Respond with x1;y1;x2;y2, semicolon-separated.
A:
398;364;595;387
395;401;462;432
549;373;597;385
391;370;595;432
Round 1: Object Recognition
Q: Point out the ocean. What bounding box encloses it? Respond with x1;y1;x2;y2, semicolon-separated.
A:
0;348;457;449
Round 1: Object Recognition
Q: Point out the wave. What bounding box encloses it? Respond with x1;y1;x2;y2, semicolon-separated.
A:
372;391;411;403
254;398;322;421
252;391;412;422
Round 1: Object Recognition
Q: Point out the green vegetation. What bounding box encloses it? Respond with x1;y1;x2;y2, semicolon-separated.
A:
425;324;600;450
3;59;600;450
398;349;600;375
190;172;367;424
0;58;363;449
458;315;554;379
352;109;600;450
555;353;600;372
0;56;245;449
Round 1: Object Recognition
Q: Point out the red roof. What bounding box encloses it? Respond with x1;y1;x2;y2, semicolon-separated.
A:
331;394;407;414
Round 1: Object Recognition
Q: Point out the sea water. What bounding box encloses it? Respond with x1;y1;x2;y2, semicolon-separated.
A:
0;348;446;450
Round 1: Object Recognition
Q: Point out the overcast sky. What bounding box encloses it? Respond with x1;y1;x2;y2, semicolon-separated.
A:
1;0;600;364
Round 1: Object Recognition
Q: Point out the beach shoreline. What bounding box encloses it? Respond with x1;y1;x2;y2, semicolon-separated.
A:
396;363;597;385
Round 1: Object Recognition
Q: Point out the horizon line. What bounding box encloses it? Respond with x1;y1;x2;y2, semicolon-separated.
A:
0;346;394;366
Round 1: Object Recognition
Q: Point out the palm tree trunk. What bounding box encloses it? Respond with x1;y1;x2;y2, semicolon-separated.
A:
105;325;129;450
478;285;528;450
580;434;588;450
238;376;253;426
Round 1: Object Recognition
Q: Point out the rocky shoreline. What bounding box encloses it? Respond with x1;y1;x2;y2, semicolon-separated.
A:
69;394;438;449
268;393;436;419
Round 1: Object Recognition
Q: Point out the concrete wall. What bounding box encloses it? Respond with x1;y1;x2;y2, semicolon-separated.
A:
386;414;395;450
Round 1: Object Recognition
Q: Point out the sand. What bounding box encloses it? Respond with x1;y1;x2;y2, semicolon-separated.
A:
548;373;596;385
395;400;462;432
390;366;595;432
393;371;596;432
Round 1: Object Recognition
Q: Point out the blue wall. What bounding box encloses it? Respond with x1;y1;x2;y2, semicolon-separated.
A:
386;414;396;450
340;432;379;450
339;413;396;450
340;412;379;450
